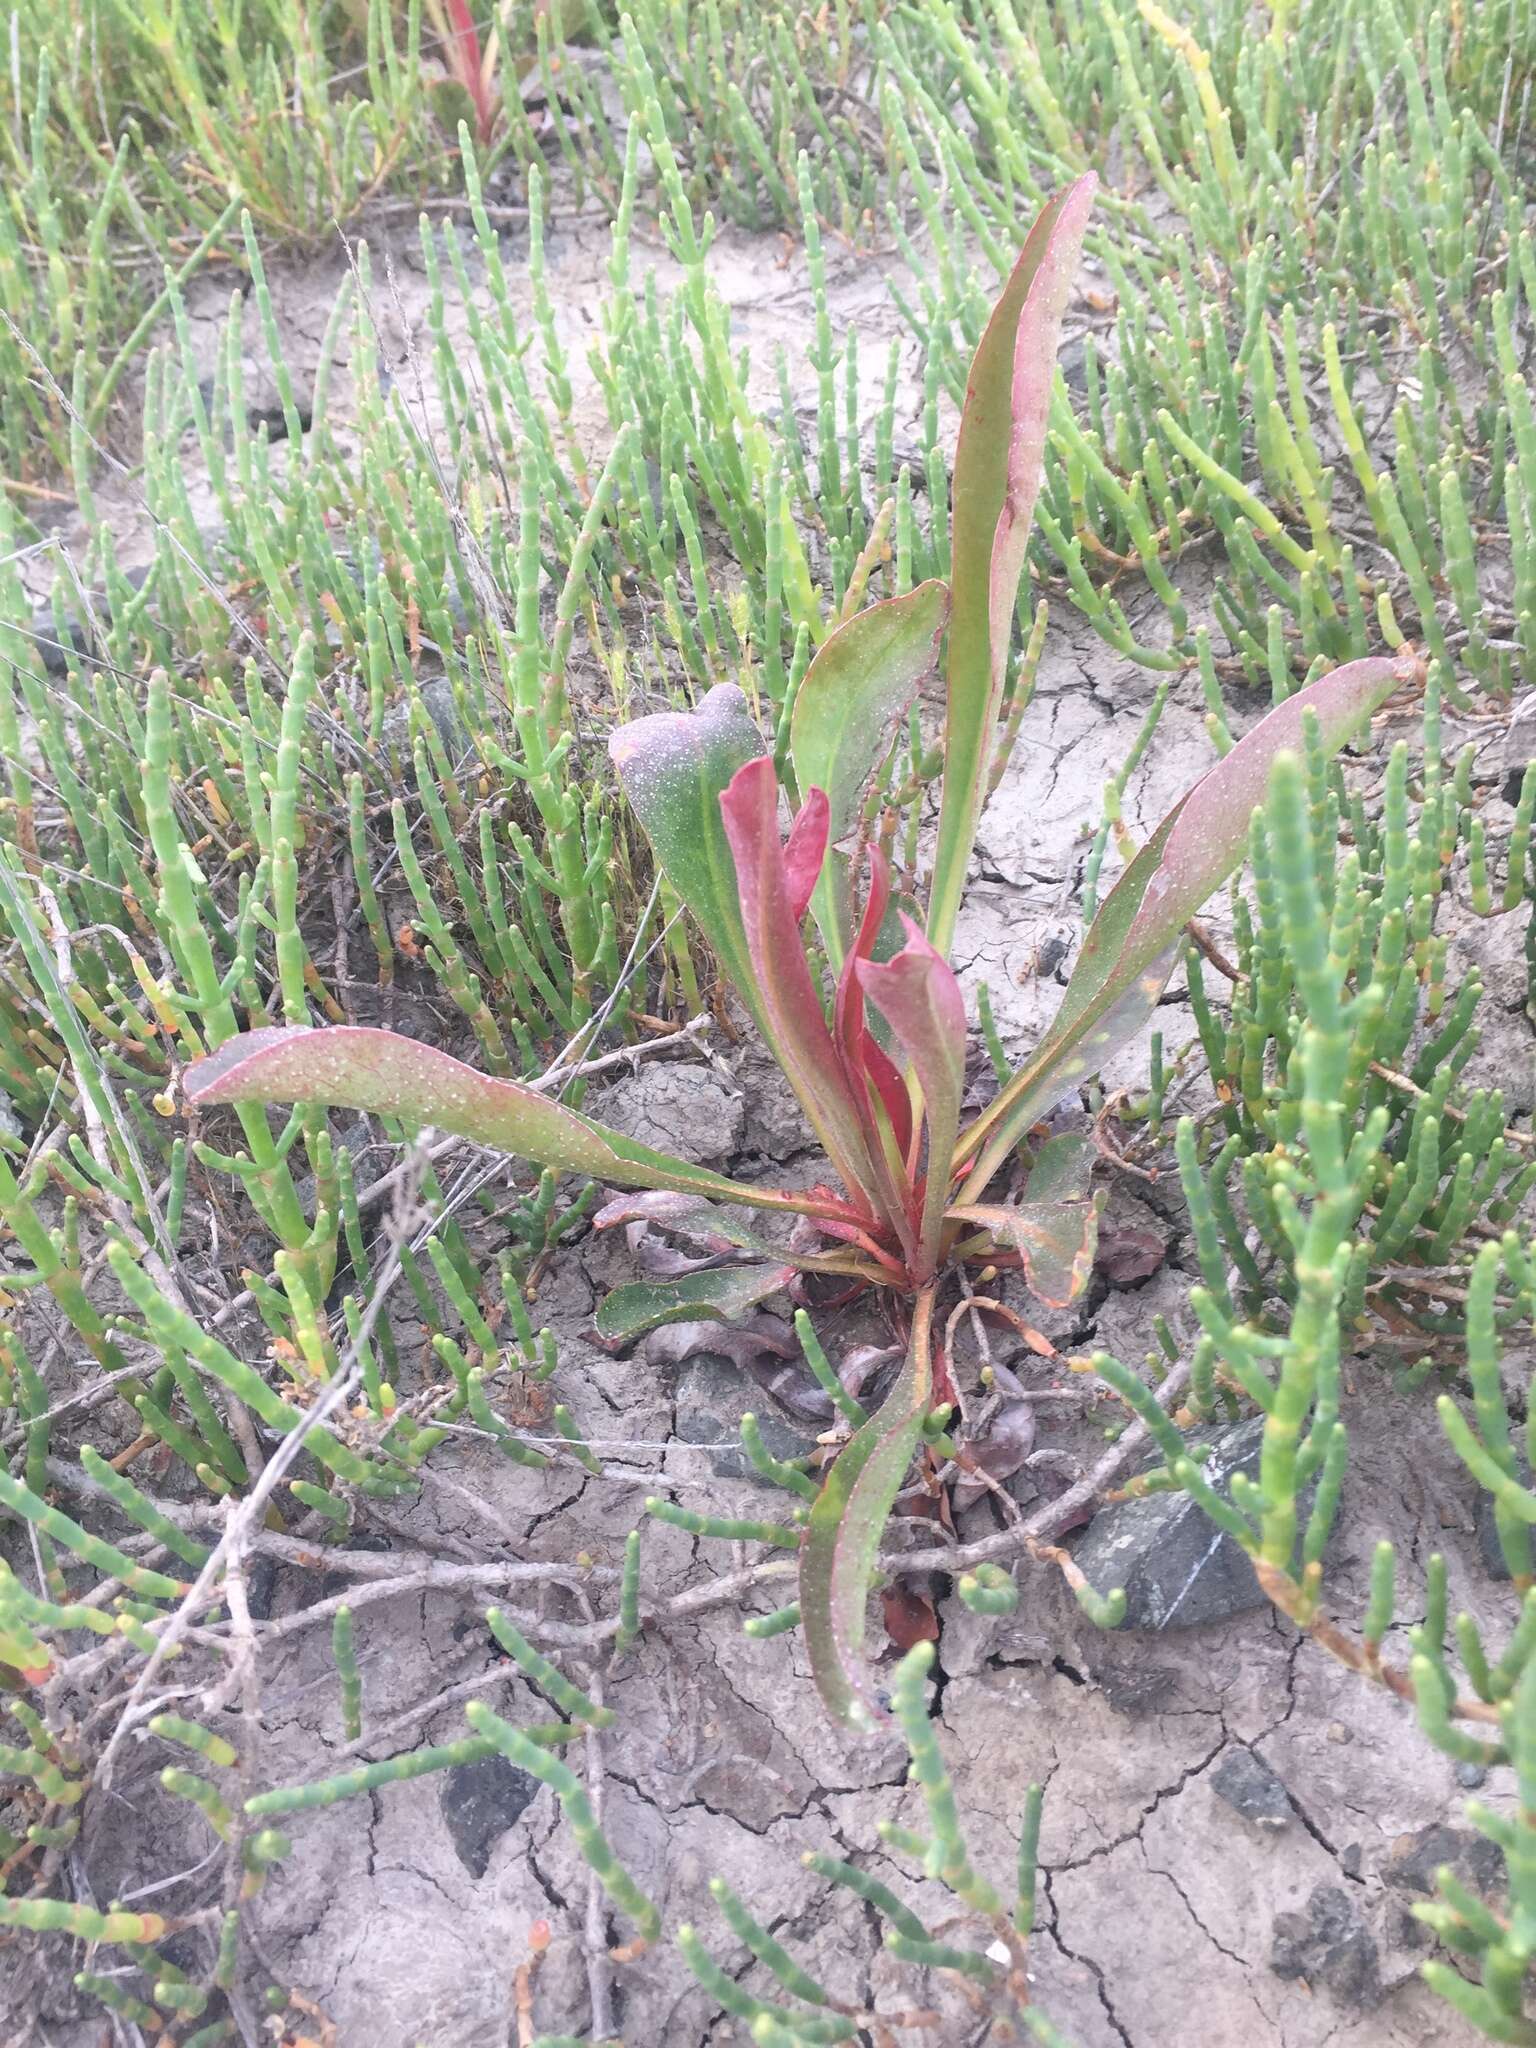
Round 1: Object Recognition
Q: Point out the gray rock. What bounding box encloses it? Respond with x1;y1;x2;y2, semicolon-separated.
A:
1093;1662;1177;1718
1059;333;1091;395
1270;1885;1381;2007
30;559;158;677
675;1353;817;1486
379;676;471;770
1450;904;1532;1013
440;1754;539;1880
294;1116;385;1226
1071;1415;1298;1630
1210;1747;1293;1830
30;608;72;678
601;1062;745;1167
0;1090;20;1144
1383;1823;1503;1902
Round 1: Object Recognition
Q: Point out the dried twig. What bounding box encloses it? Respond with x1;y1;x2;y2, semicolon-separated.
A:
94;1139;432;1783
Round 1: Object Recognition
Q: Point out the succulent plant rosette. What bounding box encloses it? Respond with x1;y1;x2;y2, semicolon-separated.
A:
184;173;1419;1725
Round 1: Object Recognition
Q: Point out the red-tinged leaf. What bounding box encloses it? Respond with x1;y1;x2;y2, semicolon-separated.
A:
857;1030;913;1163
789;579;949;965
600;1194;741;1277
931;1332;957;1412
802;1286;937;1725
856;916;968;1276
183;1026;856;1222
881;1581;940;1653
783;788;830;925
833;849;916;1181
947;1200;1097;1307
720;758;882;1216
444;0;493;142
629;1234;727;1278
949;1133;1098;1305
956;650;1421;1198
594;1264;797;1345
833;848;888;1063
927;174;1098;956
609;684;773;1042
594;1190;716;1235
806;1214;908;1278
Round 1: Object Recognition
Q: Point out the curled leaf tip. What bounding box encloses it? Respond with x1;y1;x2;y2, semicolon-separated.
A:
183;1025;324;1104
784;786;831;925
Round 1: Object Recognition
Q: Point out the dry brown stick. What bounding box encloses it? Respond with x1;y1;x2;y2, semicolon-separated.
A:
253;1552;801;1654
212;1529;265;2048
1368;1058;1536;1153
222;1386;1177;1660
53;1362;1177;1666
45;1460;597;1586
1185;917;1243;983
254;1568;615;1646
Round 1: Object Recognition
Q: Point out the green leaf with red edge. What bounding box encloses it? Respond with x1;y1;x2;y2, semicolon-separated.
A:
608;683;772;1042
948;1130;1098;1306
855;916;968;1276
720;757;883;1217
1018;1130;1096;1206
833;850;909;1146
782;787;830;925
789;579;949;966
594;1265;796;1344
802;1287;936;1725
956;651;1420;1200
828;848;918;1254
181;1026;856;1222
926;173;1098;957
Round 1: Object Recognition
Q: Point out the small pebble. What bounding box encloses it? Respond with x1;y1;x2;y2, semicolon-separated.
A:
1210;1747;1292;1830
1327;1722;1352;1745
1455;1761;1488;1789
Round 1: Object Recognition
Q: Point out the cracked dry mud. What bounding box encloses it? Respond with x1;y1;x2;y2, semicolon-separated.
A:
49;662;1522;2045
15;208;1533;2048
165;1294;1516;2048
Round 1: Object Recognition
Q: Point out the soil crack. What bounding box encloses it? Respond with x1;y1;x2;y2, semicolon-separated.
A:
1040;1870;1135;2048
1142;1856;1248;1969
1052;1722;1226;1873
